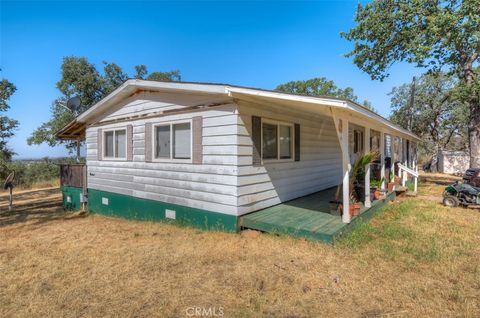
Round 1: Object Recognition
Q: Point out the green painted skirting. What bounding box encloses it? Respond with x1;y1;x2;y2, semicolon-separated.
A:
61;186;83;211
87;189;238;232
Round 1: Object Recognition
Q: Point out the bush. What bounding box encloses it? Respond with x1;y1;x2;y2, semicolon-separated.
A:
1;157;82;188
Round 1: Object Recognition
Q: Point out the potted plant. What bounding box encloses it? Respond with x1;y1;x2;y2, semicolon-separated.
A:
370;177;385;200
340;151;378;216
387;170;395;192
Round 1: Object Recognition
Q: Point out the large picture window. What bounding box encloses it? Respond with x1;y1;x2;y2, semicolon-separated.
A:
104;129;126;159
262;120;293;161
154;121;191;160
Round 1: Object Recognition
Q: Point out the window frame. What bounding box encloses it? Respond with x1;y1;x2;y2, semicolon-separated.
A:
103;127;127;161
261;118;295;163
152;119;193;163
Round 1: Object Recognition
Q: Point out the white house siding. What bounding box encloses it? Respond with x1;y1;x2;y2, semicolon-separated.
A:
86;92;343;217
85;91;241;216
96;91;232;123
236;101;343;215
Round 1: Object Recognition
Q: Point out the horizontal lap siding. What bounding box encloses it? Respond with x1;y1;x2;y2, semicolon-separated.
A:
236;102;342;215
98;91;233;122
86;97;241;215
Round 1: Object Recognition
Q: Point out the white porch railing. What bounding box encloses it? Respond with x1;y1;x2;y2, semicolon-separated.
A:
398;163;419;193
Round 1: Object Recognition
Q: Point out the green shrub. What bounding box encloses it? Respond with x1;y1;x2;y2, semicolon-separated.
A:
1;157;82;188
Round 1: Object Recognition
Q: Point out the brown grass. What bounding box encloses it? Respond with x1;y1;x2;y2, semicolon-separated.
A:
0;179;60;196
1;174;479;317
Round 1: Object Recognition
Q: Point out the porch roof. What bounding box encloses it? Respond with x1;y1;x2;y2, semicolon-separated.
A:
55;79;420;141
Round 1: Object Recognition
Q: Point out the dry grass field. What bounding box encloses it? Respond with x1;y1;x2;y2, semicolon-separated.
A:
1;173;479;317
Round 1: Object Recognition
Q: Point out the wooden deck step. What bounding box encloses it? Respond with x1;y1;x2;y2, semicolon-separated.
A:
395;185;408;193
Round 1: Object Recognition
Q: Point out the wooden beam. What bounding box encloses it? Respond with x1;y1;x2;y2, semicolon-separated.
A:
380;130;386;190
341;117;351;223
364;127;371;208
331;108;351;223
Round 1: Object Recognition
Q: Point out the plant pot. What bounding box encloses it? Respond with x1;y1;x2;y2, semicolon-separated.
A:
339;203;360;217
388;182;395;192
373;190;382;200
352;203;361;216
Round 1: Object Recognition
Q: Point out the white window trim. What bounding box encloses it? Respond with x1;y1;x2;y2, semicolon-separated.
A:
103;127;127;161
152;119;193;163
261;118;295;164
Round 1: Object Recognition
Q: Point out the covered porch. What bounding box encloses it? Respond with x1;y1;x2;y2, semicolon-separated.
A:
239;187;396;243
238;105;419;243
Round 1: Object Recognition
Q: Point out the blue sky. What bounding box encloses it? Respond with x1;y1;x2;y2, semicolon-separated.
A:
1;1;420;159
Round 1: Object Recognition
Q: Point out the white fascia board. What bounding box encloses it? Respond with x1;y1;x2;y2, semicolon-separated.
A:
77;80;136;123
226;86;347;108
135;80;227;94
344;101;420;141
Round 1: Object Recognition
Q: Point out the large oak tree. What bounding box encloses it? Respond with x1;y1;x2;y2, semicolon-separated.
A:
389;73;469;169
342;0;479;166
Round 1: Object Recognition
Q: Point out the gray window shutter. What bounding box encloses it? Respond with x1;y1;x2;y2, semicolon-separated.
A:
127;124;133;161
97;128;103;161
192;116;203;164
294;123;300;162
145;123;152;162
252;116;262;166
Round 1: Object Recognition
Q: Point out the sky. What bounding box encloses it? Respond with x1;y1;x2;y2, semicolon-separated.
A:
1;0;422;159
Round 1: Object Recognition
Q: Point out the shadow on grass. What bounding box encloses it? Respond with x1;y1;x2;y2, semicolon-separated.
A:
420;173;461;186
0;188;86;228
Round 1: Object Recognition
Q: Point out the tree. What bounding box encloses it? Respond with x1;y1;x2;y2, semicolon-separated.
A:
275;77;377;112
341;0;480;166
389;73;469;170
0;78;19;161
28;57;181;152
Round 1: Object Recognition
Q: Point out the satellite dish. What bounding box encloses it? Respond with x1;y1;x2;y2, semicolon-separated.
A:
66;96;81;112
3;171;15;190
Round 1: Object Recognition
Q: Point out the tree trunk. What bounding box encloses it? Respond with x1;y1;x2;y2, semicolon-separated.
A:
469;104;480;168
462;53;480;168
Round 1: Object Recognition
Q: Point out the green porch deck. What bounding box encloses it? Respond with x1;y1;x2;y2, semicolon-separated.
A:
239;188;396;244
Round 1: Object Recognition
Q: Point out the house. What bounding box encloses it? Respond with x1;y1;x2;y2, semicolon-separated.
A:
56;79;419;238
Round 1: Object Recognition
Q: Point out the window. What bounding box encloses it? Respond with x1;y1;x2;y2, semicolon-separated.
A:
154;122;191;160
353;130;364;153
279;125;292;159
173;123;191;159
262;123;278;159
155;125;170;158
104;129;126;159
262;120;293;161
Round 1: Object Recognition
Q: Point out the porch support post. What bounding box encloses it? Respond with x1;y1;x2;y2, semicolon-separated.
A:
341;118;351;223
397;138;402;177
364;127;371;207
330;108;351;224
391;135;396;182
380;131;386;190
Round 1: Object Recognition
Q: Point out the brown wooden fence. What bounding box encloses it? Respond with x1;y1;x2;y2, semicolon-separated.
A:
60;164;86;188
